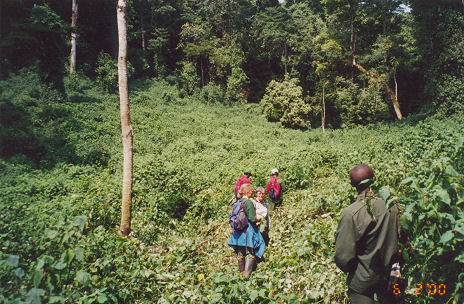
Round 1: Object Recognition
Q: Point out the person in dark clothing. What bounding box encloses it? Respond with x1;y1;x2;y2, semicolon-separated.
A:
335;164;400;304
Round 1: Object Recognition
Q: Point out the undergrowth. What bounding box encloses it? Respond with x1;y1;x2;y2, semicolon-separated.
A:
0;76;463;303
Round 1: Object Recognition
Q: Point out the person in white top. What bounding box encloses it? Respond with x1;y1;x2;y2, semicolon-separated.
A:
253;186;270;246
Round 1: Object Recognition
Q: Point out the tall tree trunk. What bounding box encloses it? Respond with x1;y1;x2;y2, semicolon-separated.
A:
141;22;146;51
117;0;134;237
138;0;146;51
0;1;3;61
382;0;391;87
69;0;78;74
284;43;288;75
349;0;356;81
322;82;326;133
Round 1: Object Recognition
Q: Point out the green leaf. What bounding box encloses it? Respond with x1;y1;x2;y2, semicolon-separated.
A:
454;223;464;236
76;270;91;286
97;293;108;303
400;177;414;184
45;229;59;239
74;247;85;262
455;137;464;153
26;288;45;304
54;261;67;270
445;166;459;177
73;215;87;231
7;255;19;267
36;258;45;271
378;186;390;201
455;252;464;263
440;230;454;244
250;290;258;302
49;296;66;303
213;275;227;283
33;270;44;287
402;250;410;262
436;189;451;205
14;268;25;278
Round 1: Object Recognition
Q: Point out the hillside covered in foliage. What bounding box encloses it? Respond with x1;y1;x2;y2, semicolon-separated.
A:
1;74;463;303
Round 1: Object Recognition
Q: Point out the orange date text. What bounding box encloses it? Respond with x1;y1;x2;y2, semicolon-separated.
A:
392;283;446;296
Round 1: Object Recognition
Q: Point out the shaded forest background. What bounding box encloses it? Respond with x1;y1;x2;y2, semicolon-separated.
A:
1;0;464;137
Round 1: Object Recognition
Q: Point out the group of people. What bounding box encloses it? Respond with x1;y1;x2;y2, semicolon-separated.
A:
227;164;402;304
227;168;284;277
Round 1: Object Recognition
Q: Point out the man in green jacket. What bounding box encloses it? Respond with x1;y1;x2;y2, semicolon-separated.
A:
335;164;399;304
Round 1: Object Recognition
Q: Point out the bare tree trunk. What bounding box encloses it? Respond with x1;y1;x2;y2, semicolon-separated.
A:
69;0;78;74
117;0;134;237
322;82;326;133
0;2;3;61
141;23;146;51
200;57;204;86
284;43;288;75
382;0;391;90
349;0;356;81
138;0;146;51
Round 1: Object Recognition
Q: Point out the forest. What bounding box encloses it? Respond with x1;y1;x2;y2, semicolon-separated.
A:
0;0;463;303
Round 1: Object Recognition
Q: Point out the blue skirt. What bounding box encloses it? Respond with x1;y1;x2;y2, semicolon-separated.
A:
228;223;266;258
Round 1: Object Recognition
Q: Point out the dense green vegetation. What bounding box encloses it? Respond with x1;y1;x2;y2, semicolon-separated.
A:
1;1;464;126
1;72;463;303
1;0;464;303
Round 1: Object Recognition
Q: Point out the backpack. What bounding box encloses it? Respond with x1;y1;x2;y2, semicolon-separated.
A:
267;177;280;200
229;199;249;231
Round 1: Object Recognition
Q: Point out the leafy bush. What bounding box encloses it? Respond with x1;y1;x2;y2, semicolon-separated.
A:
199;82;224;104
179;61;200;96
391;139;464;303
260;76;311;128
63;72;93;102
225;67;248;104
435;74;464;116
334;76;390;127
95;52;134;93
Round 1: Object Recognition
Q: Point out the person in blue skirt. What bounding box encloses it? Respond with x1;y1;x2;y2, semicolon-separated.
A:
228;183;266;277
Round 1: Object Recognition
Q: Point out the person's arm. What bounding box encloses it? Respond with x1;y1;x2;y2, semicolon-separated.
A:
334;211;358;273
244;199;256;223
278;178;284;198
252;199;262;222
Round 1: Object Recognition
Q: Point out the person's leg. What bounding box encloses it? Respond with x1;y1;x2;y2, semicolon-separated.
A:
262;230;270;247
244;248;256;278
235;247;246;274
348;289;374;304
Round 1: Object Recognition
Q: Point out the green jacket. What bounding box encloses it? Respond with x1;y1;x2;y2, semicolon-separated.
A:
243;199;256;223
335;192;399;294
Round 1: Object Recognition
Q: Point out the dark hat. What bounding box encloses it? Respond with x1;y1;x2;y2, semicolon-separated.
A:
244;168;252;176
